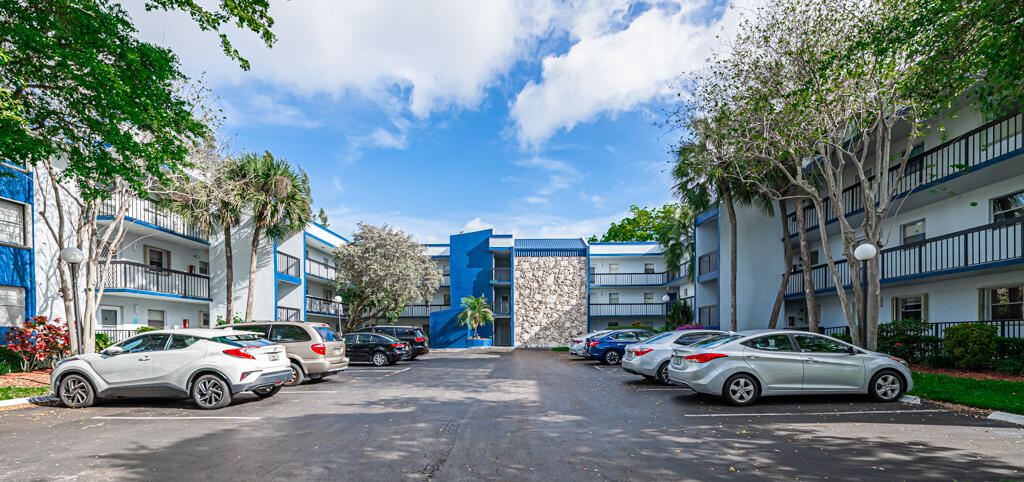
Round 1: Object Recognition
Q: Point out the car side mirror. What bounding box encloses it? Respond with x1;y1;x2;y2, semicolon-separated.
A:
103;345;123;356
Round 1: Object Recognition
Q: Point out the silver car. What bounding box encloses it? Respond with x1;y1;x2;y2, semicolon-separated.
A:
666;329;913;406
621;329;724;383
569;330;612;356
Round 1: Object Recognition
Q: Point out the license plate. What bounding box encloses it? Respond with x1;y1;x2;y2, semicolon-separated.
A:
269;353;280;361
624;352;634;360
333;348;342;355
672;356;682;365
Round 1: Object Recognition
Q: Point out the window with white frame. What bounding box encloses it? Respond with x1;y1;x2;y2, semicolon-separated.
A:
901;219;926;244
643;292;654;303
0;199;26;246
608;263;620;274
99;307;120;327
145;246;170;269
987;284;1023;321
148;309;165;329
893;294;927;321
608;292;620;304
992;190;1024;222
644;263;655;274
0;285;25;327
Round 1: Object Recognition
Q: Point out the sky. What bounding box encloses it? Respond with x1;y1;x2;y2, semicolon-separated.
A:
128;0;741;243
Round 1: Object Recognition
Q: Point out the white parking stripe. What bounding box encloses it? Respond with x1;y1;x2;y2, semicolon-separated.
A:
92;416;261;420
281;390;338;393
683;409;948;417
378;367;411;378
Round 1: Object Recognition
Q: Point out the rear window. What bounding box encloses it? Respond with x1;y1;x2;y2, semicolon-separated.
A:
414;329;426;338
691;334;742;348
270;325;312;343
642;332;676;344
315;327;339;341
212;334;272;347
397;328;417;337
231;324;269;335
377;334;400;343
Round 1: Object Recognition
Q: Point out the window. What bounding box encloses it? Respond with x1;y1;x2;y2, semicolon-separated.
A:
233;324;269;335
893;295;926;321
121;334;169;353
211;334;271;347
608;292;620;304
443;294;451;306
589;266;596;277
608;263;620;274
269;325;312;343
988;285;1023;321
166;335;201;350
315;327;339;341
198;261;209;275
901;219;926;244
676;333;715;345
643;292;655;303
744;335;793;352
147;309;165;329
397;328;417;337
198;311;210;328
343;334;358;344
144;246;170;269
682;288;688;297
794;334;852;353
0;199;26;246
0;285;25;327
992;190;1024;222
644;263;655;274
613;331;638;340
99;307;119;327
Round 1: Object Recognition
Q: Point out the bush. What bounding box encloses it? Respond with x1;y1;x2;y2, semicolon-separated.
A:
550;347;569;352
878;319;947;363
830;332;854;344
95;333;113;351
943;323;998;370
995;337;1024;361
995;358;1024;377
4;316;71;371
135;326;159;335
0;346;23;371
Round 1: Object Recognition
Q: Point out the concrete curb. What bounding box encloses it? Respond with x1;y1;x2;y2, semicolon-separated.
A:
0;394;57;409
987;411;1024;426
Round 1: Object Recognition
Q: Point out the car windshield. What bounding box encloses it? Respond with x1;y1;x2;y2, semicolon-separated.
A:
315;327;339;341
211;334;271;347
642;332;677;344
690;334;742;348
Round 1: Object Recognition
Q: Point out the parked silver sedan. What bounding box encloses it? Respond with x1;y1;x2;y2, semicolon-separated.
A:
621;329;725;383
666;329;912;406
569;330;612;356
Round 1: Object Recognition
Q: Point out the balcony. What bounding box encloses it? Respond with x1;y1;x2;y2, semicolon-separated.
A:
491;267;511;282
697;250;719;280
306;296;343;316
398;304;450;317
590;272;672;286
102;261;211;300
589;303;667;317
277;306;300;321
786;218;1024;296
276;252;301;278
98;196;208;243
492;301;511;316
306;258;337;280
787;112;1023;234
440;274;450;286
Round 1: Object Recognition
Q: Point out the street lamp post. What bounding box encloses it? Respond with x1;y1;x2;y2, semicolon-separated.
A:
332;295;344;334
853;242;878;348
60;247;86;355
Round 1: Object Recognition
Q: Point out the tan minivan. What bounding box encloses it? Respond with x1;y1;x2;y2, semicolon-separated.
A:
218;321;349;386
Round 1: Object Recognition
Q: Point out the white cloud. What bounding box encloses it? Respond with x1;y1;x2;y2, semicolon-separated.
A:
461;217;494;233
511;157;584;196
524;196;547;204
510;1;745;147
222;94;320;128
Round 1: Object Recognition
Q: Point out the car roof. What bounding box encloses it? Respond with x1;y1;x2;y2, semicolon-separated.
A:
130;328;257;337
734;329;825;337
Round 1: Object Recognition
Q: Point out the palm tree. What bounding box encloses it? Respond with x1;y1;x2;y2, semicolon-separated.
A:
457;295;494;339
237;151;312;322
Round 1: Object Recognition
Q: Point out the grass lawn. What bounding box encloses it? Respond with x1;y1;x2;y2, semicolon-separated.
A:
0;386;50;401
550;347;570;352
910;372;1024;415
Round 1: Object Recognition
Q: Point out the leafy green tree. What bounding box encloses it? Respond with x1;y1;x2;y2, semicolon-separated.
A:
589;204;679;243
315;207;331;228
237;151;312;322
457;296;494;339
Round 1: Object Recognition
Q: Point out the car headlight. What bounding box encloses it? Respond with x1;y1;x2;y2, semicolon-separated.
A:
55;357;78;367
888;356;908;367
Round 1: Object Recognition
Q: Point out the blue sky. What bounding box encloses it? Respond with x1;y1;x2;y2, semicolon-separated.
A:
130;1;739;242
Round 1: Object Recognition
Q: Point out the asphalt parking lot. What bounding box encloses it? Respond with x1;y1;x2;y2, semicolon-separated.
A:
1;349;1022;481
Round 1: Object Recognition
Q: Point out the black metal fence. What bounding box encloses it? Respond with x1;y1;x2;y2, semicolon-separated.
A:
820;320;1023;339
698;250;719;277
103;261;211;299
277;306;300;321
305;258;336;280
306;296;343;316
277;252;300;277
98;197;208;242
491;267;512;282
590;303;667;317
398;304;450;317
493;301;511;315
698;304;720;327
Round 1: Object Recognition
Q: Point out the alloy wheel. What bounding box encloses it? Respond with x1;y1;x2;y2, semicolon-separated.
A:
604;351;620;364
373;353;388;366
875;374;901;400
658;363;670;384
60;376;90;407
195;378;224;408
729;378;755;403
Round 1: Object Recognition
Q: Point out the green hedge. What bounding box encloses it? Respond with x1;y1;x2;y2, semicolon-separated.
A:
877;321;1024;376
943;323;998;370
550;347;570;352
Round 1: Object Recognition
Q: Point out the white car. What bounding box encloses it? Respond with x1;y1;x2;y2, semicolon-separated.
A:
51;329;290;409
568;330;612;356
621;329;725;383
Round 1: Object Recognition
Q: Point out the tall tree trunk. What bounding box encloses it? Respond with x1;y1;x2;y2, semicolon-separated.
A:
223;221;234;322
768;199;794;329
794;199;819;332
722;184;738;332
867;256;880;350
244;221;263;323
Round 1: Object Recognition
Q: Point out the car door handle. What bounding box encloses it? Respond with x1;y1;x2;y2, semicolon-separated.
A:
138;356;151;361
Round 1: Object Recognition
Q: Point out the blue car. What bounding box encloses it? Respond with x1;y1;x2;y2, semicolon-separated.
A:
585;329;655;365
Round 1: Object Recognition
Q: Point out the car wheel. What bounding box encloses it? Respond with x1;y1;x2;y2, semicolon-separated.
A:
409;354;418;360
284;363;304;387
309;374;325;382
191;374;232;409
59;374;95;408
372;352;389;367
657;362;671;385
869;370;905;402
253;385;282;398
602;350;621;365
723;374;760;406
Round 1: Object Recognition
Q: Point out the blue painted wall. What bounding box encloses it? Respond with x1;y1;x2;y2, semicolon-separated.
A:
429;229;494;348
0;164;35;338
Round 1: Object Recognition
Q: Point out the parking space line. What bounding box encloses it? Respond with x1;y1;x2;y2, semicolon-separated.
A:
92;416;262;420
281;390;338;393
378;367;411;378
683;409;948;417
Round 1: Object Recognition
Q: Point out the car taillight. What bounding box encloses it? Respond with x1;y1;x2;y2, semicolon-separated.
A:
414;337;425;342
392;343;404;348
311;343;326;355
684;353;728;363
633;348;654;356
588;340;601;347
223;348;256;360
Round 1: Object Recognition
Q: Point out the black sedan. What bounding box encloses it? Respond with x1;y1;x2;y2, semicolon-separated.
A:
356;325;429;359
342;333;409;366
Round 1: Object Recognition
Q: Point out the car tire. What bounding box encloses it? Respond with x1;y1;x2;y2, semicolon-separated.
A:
372;352;389;367
191;374;232;409
284;363;304;387
253;385;282;398
308;374;325;382
868;370;905;402
58;374;95;409
722;373;760;406
657;361;671;385
602;350;621;365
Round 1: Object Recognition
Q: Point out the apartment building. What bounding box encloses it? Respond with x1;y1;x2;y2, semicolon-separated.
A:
696;107;1024;336
0;163;35;339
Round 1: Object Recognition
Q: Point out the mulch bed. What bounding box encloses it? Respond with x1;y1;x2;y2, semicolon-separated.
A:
0;369;52;388
910;364;1024;383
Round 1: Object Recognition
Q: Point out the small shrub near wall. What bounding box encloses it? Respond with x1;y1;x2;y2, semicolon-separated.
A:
943;323;998;370
4;316;71;371
878;319;936;363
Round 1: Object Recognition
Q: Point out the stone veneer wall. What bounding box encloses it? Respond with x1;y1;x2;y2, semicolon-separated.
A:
513;256;587;347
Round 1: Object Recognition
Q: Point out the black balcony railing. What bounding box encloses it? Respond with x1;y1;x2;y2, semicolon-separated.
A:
698;305;720;327
277;306;300;321
492;301;511;315
589;303;667;317
786;218;1024;295
787;112;1023;233
102;261;210;299
398;304;450;317
98;197;208;242
491;267;512;282
590;272;670;286
277;252;300;278
306;296;343;316
305;258;336;280
698;250;719;277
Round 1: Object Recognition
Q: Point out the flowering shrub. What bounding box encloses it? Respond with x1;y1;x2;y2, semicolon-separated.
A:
675;324;706;331
4;316;71;371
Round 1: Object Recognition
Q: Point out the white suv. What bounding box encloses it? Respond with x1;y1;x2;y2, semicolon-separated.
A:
51;329;290;409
